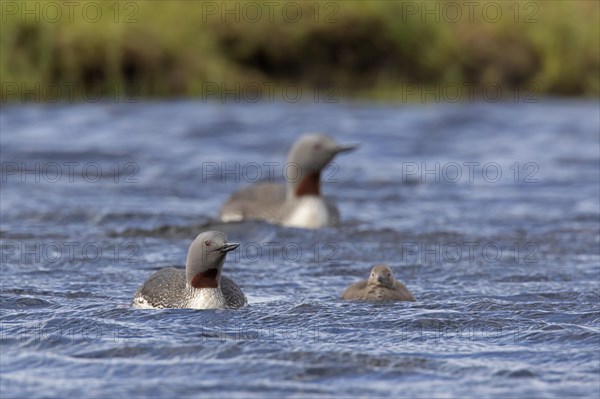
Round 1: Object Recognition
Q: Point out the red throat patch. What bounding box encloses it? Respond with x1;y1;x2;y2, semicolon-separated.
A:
191;268;219;289
295;172;321;196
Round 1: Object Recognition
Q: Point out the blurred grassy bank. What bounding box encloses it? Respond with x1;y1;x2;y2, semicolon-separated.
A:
1;0;598;102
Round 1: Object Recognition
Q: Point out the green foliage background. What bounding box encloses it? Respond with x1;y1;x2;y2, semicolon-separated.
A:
1;0;598;101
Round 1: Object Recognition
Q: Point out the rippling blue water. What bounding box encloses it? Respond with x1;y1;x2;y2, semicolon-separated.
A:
1;100;599;398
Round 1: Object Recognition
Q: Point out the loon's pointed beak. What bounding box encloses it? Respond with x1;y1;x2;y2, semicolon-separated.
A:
220;242;240;253
334;143;359;154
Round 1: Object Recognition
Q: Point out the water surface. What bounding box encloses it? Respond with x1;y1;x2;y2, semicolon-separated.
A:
1;100;599;398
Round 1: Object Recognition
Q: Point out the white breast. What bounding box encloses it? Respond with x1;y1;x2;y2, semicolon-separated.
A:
186;288;227;309
283;196;330;229
220;210;243;222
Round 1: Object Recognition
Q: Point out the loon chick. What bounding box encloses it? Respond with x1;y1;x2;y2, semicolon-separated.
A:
220;133;357;229
341;264;416;302
132;231;246;309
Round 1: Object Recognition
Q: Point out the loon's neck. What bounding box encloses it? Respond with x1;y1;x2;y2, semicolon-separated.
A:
288;171;321;199
189;268;221;289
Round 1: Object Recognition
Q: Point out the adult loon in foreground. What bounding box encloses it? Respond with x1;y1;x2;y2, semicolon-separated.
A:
341;265;416;302
220;133;358;229
132;231;246;309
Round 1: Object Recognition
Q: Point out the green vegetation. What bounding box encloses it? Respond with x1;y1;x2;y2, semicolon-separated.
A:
1;0;598;102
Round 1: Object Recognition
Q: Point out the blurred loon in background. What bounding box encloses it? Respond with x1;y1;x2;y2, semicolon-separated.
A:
220;133;358;229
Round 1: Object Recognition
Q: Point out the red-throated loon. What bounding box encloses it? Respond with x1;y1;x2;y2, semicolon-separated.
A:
132;231;246;309
220;133;358;229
